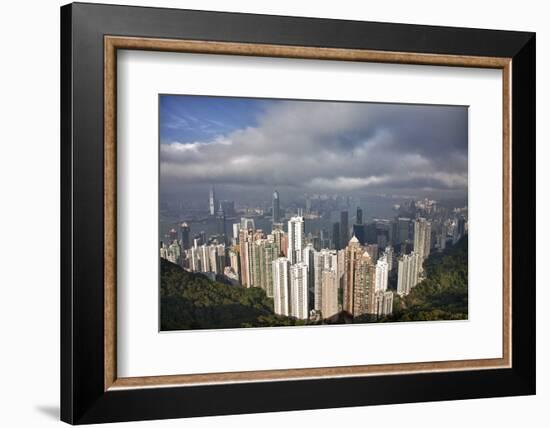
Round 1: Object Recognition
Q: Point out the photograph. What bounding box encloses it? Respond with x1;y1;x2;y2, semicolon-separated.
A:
159;95;469;331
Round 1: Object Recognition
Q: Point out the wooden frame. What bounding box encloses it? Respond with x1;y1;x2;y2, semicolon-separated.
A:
62;2;535;424
104;36;513;390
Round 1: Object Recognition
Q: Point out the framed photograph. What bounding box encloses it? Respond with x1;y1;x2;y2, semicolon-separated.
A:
61;2;535;424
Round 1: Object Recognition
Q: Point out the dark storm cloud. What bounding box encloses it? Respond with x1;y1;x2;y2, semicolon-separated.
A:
160;100;468;197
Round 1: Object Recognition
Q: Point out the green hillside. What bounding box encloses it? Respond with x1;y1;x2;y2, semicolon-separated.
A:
387;235;468;322
160;259;306;330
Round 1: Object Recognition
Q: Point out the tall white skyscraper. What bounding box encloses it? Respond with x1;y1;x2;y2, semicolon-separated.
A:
273;258;290;316
290;262;309;319
397;252;420;296
375;256;389;292
288;216;305;264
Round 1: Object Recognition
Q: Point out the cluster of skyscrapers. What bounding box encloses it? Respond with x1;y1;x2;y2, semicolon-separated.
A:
160;189;468;322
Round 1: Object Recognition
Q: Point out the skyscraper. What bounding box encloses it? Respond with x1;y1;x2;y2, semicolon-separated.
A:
395;217;412;244
340;211;349;243
273;258;290;316
179;222;190;250
343;235;364;314
352;224;366;245
238;229;254;287
374;290;394;317
313;249;338;311
332;222;341;250
352;251;376;317
356;207;363;225
209;185;216;216
321;268;339;319
302;243;316;310
397;252;420;296
290;262;309;320
375;256;389;292
272;190;281;223
288;216;305;264
414;218;432;269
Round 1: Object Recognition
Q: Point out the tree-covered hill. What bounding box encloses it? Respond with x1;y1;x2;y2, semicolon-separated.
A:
387;235;468;322
160;259;306;330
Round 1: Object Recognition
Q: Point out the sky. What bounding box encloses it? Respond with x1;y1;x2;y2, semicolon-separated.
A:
159;95;468;202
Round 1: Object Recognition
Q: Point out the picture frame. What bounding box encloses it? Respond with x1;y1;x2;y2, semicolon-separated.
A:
60;2;535;424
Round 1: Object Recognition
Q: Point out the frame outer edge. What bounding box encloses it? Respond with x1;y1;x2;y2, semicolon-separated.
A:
60;3;75;424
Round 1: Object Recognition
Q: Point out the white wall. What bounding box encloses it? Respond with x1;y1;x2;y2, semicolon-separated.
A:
0;0;546;427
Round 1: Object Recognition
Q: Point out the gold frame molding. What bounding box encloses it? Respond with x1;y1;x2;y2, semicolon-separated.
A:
104;35;512;391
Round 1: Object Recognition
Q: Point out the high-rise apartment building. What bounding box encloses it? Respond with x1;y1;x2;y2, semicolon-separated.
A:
343;235;364;314
414;218;432;262
321;268;339;319
375;256;389;292
290;262;309;320
313;249;338;311
238;229;254;287
374;290;394;317
288;216;305;264
397;252;421;296
273;258;290;316
352;251;376;317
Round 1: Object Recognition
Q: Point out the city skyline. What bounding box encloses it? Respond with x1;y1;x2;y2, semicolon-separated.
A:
159;95;469;330
160;95;468;202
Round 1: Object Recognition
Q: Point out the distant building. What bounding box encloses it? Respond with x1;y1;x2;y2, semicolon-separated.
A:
356;207;363;225
272;190;281;223
352;224;367;245
395;217;412;244
180;222;190;250
240;217;255;231
209;185;216;216
340;211;349;244
332;222;341;250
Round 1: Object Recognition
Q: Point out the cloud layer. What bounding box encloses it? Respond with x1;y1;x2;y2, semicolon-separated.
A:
160;99;468;199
